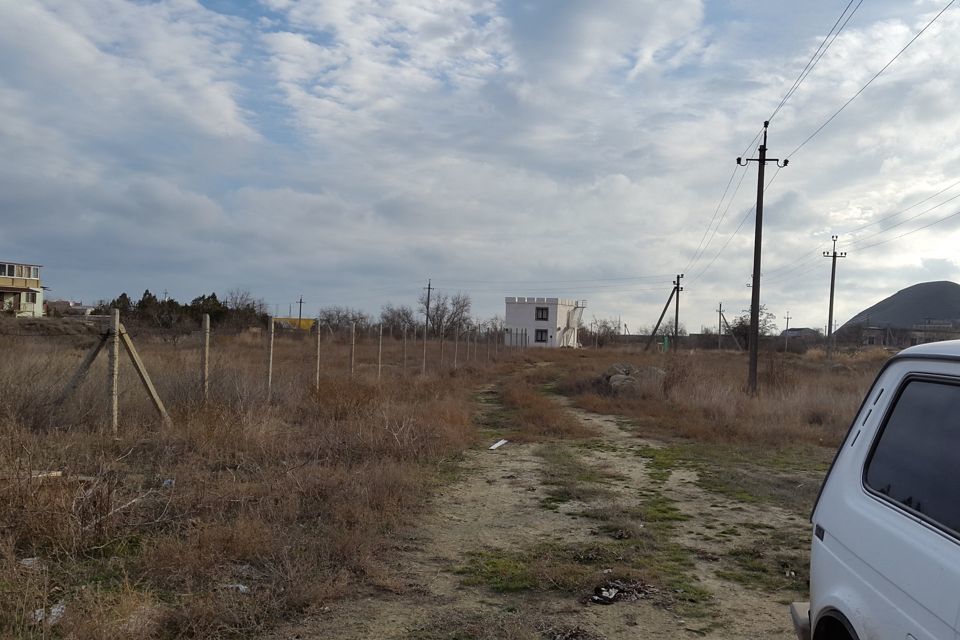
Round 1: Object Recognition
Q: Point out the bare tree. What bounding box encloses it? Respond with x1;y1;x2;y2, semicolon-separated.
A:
380;303;416;338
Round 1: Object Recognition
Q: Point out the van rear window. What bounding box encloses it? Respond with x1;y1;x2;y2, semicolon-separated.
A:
866;379;960;534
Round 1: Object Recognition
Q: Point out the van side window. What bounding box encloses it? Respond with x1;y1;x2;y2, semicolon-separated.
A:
865;379;960;534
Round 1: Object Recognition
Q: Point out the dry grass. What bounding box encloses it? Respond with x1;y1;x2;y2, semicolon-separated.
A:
0;326;514;638
546;346;888;447
0;319;893;637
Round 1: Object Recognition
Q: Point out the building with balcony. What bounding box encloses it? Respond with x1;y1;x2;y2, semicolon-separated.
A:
0;261;44;317
504;297;586;348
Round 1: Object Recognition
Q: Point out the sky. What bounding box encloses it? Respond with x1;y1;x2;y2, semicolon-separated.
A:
2;0;960;333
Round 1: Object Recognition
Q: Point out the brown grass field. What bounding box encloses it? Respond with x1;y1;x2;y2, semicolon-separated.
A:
0;318;890;638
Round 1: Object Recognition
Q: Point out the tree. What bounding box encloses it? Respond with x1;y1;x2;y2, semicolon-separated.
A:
731;305;778;348
657;320;688;337
380;303;416;337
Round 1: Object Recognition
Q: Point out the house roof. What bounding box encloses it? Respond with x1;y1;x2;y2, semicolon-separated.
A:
0;261;42;267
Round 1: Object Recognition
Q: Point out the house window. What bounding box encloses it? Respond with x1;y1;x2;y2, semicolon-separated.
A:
535;329;548;343
30;267;39;279
25;292;36;304
535;307;549;321
3;264;12;276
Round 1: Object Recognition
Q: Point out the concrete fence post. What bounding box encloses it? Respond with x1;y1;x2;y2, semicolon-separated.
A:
454;328;459;369
377;323;383;381
202;313;210;404
109;308;120;435
349;322;356;377
267;316;274;403
402;326;407;376
315;318;321;392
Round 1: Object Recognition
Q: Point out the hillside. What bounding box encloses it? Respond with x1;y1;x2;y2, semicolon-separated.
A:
842;281;960;330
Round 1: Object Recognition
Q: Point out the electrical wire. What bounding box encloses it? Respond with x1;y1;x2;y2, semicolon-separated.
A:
769;0;864;123
786;0;956;159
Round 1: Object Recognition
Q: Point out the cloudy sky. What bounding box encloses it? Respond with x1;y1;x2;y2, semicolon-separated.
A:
2;0;960;332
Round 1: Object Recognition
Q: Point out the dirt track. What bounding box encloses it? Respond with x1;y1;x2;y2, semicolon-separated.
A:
269;397;809;639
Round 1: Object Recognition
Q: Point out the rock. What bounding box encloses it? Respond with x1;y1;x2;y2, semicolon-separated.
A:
602;364;666;396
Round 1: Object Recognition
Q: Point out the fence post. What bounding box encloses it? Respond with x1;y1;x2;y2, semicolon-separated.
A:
402;327;407;375
378;323;383;381
454;328;459;369
202;313;210;404
315;318;321;392
109;309;120;435
422;322;427;375
267;316;274;403
350;322;356;377
439;320;445;368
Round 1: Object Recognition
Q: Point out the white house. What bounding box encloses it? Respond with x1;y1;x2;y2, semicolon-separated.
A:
0;261;44;317
504;297;586;348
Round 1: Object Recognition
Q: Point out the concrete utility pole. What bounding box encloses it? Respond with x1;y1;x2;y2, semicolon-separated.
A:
297;295;304;329
823;236;846;359
422;279;432;375
645;285;677;352
717;302;723;350
673;273;684;348
784;311;792;352
737;121;788;395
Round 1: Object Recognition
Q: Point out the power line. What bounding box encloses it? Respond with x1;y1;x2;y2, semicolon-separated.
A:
763;177;960;280
856;206;960;252
786;0;956;159
683;131;764;275
769;0;864;123
840;177;960;235
845;190;960;248
689;165;783;285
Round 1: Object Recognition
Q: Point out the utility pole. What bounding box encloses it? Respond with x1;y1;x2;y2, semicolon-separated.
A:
673;273;684;349
717;302;723;350
297;295;304;329
737;121;788;395
645;285;677;352
823;236;846;359
422;279;432;375
784;311;792;352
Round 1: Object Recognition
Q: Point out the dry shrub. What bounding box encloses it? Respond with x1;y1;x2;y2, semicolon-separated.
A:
501;383;594;440
551;348;879;447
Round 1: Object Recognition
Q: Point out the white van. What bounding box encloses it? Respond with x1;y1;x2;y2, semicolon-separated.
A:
792;341;960;640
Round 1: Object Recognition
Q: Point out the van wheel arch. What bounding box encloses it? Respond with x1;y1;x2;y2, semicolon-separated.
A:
813;609;859;640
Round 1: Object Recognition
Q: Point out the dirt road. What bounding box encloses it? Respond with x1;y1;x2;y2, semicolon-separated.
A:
269;394;810;639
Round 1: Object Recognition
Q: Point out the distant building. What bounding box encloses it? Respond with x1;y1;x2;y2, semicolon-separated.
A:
781;327;820;340
504;297;586;348
0;261;43;317
47;299;95;316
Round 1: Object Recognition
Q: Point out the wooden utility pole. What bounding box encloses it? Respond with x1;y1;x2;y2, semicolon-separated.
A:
202;313;210;403
823;236;846;359
297;295;304;329
737;121;788;394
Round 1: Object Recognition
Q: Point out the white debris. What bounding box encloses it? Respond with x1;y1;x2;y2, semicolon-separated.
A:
489;439;509;450
220;583;250;594
18;557;41;569
32;602;65;625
